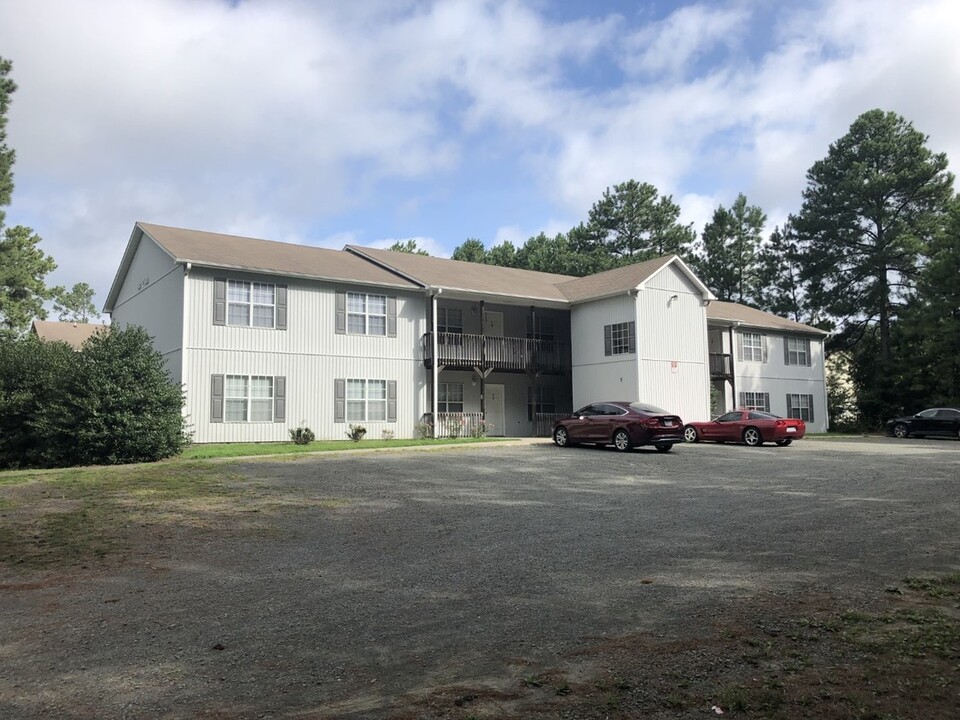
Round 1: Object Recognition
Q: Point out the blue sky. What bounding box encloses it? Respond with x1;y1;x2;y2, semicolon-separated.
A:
1;0;959;315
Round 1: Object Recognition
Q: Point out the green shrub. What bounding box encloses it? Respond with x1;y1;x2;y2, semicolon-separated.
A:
289;426;315;445
0;326;188;468
347;424;366;442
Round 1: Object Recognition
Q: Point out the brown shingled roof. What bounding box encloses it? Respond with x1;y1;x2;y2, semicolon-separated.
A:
139;223;420;290
707;301;828;335
31;320;108;350
346;245;576;302
557;255;714;303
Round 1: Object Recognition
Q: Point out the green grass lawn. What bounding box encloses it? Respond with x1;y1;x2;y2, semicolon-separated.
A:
181;435;510;459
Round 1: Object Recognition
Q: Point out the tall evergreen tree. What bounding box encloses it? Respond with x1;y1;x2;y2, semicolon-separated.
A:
0;56;16;225
486;241;518;268
451;237;486;263
387;239;429;255
695;193;765;303
754;223;815;324
569;180;695;271
793;109;954;364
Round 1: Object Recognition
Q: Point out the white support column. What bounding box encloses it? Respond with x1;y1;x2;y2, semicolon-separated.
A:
431;291;440;437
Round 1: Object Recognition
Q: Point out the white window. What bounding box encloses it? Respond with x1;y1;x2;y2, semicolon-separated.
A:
438;308;463;335
786;393;814;422
438;383;464;413
347;292;387;336
742;332;764;362
227;280;275;328
739;392;770;412
225;375;273;422
605;321;635;356
786;336;810;366
347;379;387;421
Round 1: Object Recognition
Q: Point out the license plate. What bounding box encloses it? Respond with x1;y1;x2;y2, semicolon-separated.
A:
663;420;674;427
786;427;796;433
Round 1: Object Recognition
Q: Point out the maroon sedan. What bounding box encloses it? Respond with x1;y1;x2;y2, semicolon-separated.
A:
552;401;684;453
682;410;805;447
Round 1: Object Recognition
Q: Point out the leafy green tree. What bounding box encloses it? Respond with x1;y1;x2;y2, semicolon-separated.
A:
0;56;16;224
387;239;429;255
451;238;486;263
0;225;58;336
53;282;97;322
694;193;765;303
794;109;954;364
485;241;518;268
514;232;584;275
570;180;696;271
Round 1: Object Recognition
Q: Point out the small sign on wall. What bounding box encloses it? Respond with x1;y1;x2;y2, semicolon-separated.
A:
671;360;678;374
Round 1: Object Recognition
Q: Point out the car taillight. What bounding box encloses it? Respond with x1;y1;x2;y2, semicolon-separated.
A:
776;419;786;427
641;417;661;428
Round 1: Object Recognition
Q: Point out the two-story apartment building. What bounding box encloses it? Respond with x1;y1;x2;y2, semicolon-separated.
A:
104;222;828;442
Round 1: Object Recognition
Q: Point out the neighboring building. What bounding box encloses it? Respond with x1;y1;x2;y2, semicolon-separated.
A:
30;320;108;350
705;301;829;431
104;222;828;442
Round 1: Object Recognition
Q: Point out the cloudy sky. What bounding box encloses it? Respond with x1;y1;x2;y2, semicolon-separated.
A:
1;0;958;315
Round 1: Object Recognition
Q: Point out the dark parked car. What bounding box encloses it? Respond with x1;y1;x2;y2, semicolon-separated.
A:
683;410;805;447
886;408;960;439
552;401;684;453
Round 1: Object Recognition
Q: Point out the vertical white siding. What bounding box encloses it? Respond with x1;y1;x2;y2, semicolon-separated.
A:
570;294;639;407
183;269;427;442
109;237;184;382
732;330;828;432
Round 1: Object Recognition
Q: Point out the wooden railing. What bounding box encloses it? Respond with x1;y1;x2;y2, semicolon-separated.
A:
535;412;571;437
422;332;569;373
425;412;487;438
709;353;733;379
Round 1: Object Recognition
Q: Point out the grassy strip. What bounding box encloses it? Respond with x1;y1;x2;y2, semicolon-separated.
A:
0;462;238;568
181;436;509;459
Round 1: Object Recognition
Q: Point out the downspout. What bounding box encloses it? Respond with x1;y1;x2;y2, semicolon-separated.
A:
630;289;641;399
431;289;441;438
531;305;537;435
181;262;191;401
480;300;486;422
729;322;739;410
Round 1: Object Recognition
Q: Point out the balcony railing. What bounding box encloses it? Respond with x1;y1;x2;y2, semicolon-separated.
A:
422;332;570;374
423;412;487;438
535;412;571;437
709;352;733;379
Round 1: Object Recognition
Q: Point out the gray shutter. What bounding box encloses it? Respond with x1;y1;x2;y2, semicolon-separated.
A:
784;336;791;365
387;297;397;337
213;278;227;326
807;395;815;423
736;332;743;362
604;325;612;356
387;380;397;422
276;285;287;330
274;376;286;422
805;338;811;367
762;335;768;363
786;394;793;419
763;393;770;412
738;392;745;408
628;321;636;354
211;374;224;422
334;378;345;423
335;290;346;334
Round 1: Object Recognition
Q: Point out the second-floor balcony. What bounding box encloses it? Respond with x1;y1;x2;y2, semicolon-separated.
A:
422;332;570;374
710;352;733;379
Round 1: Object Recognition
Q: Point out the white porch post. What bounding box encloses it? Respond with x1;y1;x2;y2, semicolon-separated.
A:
431;291;440;438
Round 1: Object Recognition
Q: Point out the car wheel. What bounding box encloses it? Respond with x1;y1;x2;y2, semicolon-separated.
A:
613;429;633;452
655;443;672;453
892;422;909;439
553;426;569;448
775;438;793;447
743;427;762;446
682;425;699;443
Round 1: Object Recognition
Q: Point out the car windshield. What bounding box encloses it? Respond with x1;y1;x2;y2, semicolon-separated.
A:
629;402;670;415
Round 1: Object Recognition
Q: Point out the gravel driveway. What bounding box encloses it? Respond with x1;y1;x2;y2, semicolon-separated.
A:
3;437;959;718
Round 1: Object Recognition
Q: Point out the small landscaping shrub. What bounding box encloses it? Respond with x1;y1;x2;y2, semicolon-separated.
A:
347;424;367;442
289;426;315;445
414;420;433;439
470;420;492;438
381;429;395;441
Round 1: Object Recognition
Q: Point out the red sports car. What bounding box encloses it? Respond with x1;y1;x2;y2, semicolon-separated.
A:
552;401;684;453
682;410;805;447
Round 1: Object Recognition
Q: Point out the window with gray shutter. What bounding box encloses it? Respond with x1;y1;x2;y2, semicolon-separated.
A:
387;380;397;422
604;325;613;356
211;374;225;422
335;290;346;334
213;279;227;325
334;378;345;422
274;376;286;422
387;297;397;337
276;286;288;330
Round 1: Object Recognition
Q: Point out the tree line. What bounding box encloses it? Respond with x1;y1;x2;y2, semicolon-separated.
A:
393;110;959;428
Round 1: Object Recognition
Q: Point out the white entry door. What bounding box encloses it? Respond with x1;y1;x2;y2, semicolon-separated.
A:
485;384;506;437
483;310;504;337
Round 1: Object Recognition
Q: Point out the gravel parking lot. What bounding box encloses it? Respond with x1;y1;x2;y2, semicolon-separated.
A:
3;437;960;718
